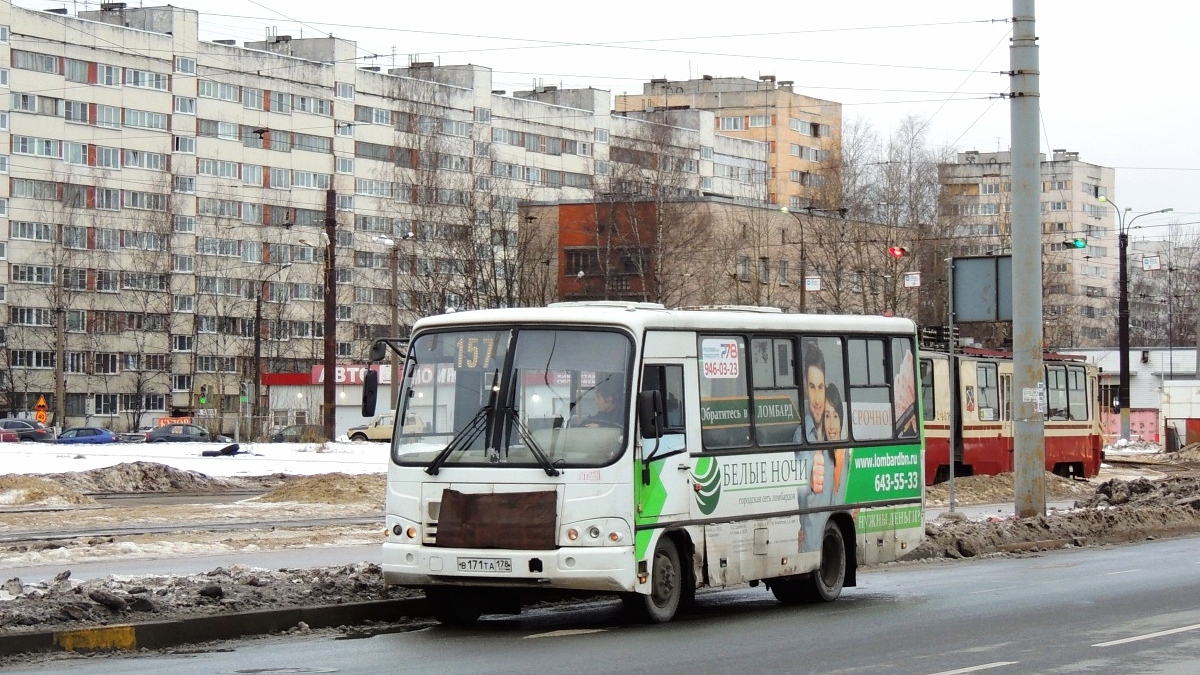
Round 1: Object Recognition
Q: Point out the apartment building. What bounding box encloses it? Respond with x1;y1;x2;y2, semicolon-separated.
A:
938;149;1118;348
614;76;841;209
0;2;768;433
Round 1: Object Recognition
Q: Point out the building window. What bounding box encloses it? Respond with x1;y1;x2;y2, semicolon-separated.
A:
335;81;354;99
174;136;196;154
172;374;192;392
64;59;87;83
175;56;196;74
720;116;744;131
174;96;196;114
125;69;168;90
198;80;239;101
243;87;264;110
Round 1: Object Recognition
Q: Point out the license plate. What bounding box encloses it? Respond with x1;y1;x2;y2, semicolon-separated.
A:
457;557;512;573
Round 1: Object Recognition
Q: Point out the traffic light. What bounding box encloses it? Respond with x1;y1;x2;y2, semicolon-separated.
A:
1065;238;1087;249
887;246;910;258
198;385;208;405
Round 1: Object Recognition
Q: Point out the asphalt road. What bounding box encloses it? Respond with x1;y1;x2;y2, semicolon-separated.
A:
12;534;1200;674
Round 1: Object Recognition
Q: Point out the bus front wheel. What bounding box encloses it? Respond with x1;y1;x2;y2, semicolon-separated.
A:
807;521;846;602
624;537;682;623
425;587;482;626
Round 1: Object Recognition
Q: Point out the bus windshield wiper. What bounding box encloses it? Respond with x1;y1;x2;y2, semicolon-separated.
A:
426;370;500;476
502;406;560;477
425;405;489;476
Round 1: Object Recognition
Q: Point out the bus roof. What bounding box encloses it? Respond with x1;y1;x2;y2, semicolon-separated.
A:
412;303;916;336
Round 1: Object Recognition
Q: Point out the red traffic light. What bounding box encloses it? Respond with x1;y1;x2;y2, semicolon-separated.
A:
887;246;910;258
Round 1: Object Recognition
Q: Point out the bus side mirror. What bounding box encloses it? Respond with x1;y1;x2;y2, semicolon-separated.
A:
638;389;664;440
361;369;379;417
368;341;388;362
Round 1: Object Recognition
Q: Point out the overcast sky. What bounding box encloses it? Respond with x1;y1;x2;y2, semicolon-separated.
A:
17;1;1196;237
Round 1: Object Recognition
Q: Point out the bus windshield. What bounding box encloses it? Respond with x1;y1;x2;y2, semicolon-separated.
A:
394;327;633;469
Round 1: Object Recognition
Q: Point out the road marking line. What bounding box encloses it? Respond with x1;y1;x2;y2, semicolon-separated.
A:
926;661;1018;675
525;628;608;639
1094;623;1200;647
1103;569;1141;576
967;586;1021;595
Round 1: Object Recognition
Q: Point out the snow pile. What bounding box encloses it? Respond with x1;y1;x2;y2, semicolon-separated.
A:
913;475;1200;560
0;476;94;507
48;461;240;494
0;563;416;632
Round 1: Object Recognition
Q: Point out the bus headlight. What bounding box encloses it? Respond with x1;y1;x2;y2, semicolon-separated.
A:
387;518;419;541
559;519;630;547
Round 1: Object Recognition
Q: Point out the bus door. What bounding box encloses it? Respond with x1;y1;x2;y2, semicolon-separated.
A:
636;361;693;523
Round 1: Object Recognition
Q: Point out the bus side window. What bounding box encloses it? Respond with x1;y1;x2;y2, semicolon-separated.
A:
642;365;685;432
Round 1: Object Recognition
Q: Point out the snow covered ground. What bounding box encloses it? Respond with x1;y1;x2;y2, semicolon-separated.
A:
0;440;388;478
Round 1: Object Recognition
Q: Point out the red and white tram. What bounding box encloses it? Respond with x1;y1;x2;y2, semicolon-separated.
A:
920;348;1103;485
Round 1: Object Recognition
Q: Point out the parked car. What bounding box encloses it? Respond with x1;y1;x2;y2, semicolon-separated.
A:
347;414;394;442
145;424;232;443
270;424;326;443
0;419;56;442
57;426;118;445
0;429;17;443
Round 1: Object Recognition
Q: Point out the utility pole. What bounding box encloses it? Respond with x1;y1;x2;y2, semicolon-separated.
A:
1010;0;1045;518
323;189;337;442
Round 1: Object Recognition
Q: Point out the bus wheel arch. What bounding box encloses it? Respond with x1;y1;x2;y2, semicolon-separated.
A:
625;530;693;623
829;512;856;589
807;517;849;602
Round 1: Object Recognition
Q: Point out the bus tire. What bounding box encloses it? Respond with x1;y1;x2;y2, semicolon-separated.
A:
625;537;682;623
425;587;482;626
806;521;846;602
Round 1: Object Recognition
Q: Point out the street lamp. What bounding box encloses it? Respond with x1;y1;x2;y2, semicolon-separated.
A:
254;261;292;438
1098;195;1173;441
373;231;415;409
779;207;807;313
780;206;847;314
295;188;339;441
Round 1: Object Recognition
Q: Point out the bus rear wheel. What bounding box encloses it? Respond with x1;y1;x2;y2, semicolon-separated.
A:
807;521;846;602
624;537;682;623
425;587;483;626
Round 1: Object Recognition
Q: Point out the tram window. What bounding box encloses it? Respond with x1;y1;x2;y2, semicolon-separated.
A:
976;363;999;421
919;358;936;422
1045;365;1068;420
1067;365;1088;421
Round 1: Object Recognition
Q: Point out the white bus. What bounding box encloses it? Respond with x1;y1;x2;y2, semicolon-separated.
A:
362;302;924;624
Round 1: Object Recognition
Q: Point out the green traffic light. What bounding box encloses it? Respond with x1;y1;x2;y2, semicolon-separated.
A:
1068;238;1086;249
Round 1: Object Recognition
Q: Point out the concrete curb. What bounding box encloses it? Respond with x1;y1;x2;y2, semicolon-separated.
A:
0;597;429;657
